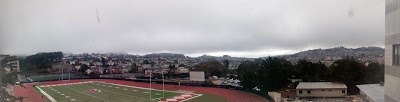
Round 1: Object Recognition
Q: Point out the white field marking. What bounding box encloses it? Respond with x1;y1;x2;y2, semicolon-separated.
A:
133;90;138;92
123;88;128;90
78;84;141;98
36;86;57;102
61;85;109;102
174;96;185;100
94;81;183;94
91;81;190;100
65;96;70;98
181;95;192;98
143;92;149;93
78;85;153;102
166;99;178;101
70;99;76;101
40;86;45;87
180;94;203;102
61;94;65;96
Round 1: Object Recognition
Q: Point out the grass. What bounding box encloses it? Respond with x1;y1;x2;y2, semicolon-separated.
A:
37;82;181;102
33;86;51;102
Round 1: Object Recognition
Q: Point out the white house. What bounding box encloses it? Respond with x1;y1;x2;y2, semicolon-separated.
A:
296;82;347;98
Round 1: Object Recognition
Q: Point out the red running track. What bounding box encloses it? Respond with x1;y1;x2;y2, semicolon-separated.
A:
14;79;268;102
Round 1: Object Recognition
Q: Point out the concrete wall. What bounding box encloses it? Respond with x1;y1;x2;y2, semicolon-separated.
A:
386;0;400;102
296;89;347;98
268;92;281;102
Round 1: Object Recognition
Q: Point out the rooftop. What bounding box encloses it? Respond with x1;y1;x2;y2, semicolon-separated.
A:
296;82;347;89
356;84;384;102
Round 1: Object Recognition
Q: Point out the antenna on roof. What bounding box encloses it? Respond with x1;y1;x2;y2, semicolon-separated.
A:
96;8;101;24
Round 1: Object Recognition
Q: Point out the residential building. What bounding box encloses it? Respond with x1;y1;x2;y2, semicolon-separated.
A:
385;0;400;101
1;56;22;81
296;82;347;98
176;67;189;74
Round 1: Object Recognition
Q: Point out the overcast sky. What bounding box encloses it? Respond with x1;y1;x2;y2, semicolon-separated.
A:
0;0;384;58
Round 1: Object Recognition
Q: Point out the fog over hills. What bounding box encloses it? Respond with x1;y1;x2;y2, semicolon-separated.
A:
135;46;384;65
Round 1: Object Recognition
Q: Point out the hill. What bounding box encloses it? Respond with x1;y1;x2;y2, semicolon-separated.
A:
276;46;384;65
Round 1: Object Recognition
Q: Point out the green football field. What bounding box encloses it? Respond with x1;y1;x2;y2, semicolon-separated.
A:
36;81;202;102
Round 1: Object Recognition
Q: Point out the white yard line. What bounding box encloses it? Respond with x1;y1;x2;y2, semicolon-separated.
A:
79;83;151;102
41;81;202;102
94;81;183;94
61;85;110;102
36;86;57;102
180;94;203;102
94;81;204;102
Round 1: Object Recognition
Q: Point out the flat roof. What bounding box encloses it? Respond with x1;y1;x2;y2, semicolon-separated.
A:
296;82;347;89
356;84;384;102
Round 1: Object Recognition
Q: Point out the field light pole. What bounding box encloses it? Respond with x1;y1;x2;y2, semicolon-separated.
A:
162;70;165;98
69;68;71;80
149;71;152;101
62;67;64;84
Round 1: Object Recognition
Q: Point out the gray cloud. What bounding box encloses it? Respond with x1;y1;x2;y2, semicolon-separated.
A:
0;0;384;57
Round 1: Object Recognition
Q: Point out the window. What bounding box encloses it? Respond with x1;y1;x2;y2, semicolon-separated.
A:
342;90;345;93
299;90;302;94
394;44;400;66
329;90;332;91
307;90;311;94
322;90;325;91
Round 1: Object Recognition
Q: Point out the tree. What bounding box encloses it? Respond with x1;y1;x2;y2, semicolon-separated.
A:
129;63;139;73
79;64;90;73
89;63;94;66
237;61;260;91
21;52;63;73
143;60;150;64
178;64;185;67
258;57;293;92
237;57;293;94
329;57;366;86
295;60;329;82
329;57;367;95
364;62;384;84
194;61;228;77
0;56;24;101
101;57;108;67
223;60;230;68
